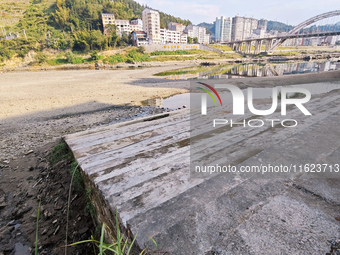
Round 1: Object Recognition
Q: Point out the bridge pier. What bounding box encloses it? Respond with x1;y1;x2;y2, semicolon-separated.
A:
252;64;259;76
236;42;243;52
245;41;252;54
243;64;249;76
254;40;262;54
262;65;268;76
265;39;274;53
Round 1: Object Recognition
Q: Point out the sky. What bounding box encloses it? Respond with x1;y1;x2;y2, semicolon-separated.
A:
135;0;340;26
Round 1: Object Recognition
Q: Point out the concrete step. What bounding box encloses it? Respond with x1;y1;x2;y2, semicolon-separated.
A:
64;88;340;254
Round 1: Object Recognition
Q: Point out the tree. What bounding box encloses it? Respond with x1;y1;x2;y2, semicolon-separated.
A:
73;30;90;50
187;37;193;44
137;46;145;53
53;0;69;29
193;37;198;44
118;32;131;46
65;49;74;63
90;30;107;50
105;24;117;35
91;50;99;61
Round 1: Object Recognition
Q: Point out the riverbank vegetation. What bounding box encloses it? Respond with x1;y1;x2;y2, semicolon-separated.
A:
0;0;191;64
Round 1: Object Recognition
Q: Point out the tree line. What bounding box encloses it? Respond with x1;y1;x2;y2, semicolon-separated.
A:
0;0;192;62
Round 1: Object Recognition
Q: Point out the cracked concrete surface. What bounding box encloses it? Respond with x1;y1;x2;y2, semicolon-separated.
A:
65;84;340;254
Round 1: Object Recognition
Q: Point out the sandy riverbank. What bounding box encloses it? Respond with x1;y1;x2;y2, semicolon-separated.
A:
0;61;194;121
1;60;340;122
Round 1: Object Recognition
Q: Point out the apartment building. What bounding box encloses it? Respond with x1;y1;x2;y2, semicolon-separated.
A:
184;25;210;44
168;22;185;32
101;13;115;35
231;16;258;41
130;18;143;32
131;31;149;46
180;33;188;44
215;16;232;42
142;8;161;44
160;28;188;44
114;19;130;36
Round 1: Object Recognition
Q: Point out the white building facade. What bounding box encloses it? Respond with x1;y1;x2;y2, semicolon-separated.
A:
130;18;143;32
114;19;130;36
231;16;259;41
142;8;161;44
184;25;210;44
215;16;232;42
160;28;187;44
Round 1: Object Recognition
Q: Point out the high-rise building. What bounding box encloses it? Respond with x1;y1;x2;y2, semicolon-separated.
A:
184;25;210;44
142;8;161;44
215;16;232;42
231;16;258;41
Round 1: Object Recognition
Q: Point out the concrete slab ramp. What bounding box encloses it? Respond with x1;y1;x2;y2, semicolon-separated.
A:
64;90;340;254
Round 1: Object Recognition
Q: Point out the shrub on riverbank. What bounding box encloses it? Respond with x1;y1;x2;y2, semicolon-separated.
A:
103;49;150;64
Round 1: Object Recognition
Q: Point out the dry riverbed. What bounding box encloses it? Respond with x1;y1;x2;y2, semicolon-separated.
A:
1;63;340;254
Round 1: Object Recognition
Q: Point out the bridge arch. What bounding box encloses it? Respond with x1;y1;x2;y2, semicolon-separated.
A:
288;10;340;35
270;10;340;51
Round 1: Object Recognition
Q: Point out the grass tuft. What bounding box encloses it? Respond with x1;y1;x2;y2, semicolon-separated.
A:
50;141;72;164
71;208;144;255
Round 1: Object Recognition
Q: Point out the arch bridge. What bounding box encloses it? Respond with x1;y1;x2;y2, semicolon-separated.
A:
223;10;340;54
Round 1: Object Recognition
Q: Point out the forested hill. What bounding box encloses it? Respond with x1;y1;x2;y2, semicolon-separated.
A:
267;21;294;32
51;0;191;31
1;0;191;40
0;0;191;60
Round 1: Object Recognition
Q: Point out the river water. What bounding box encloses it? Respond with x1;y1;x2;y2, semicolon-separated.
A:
144;59;340;109
155;59;340;80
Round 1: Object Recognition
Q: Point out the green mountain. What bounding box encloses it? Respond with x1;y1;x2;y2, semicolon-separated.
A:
0;0;192;60
197;22;215;35
267;21;294;32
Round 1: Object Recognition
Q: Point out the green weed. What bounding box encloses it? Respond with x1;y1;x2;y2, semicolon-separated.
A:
71;209;145;255
50;142;72;164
